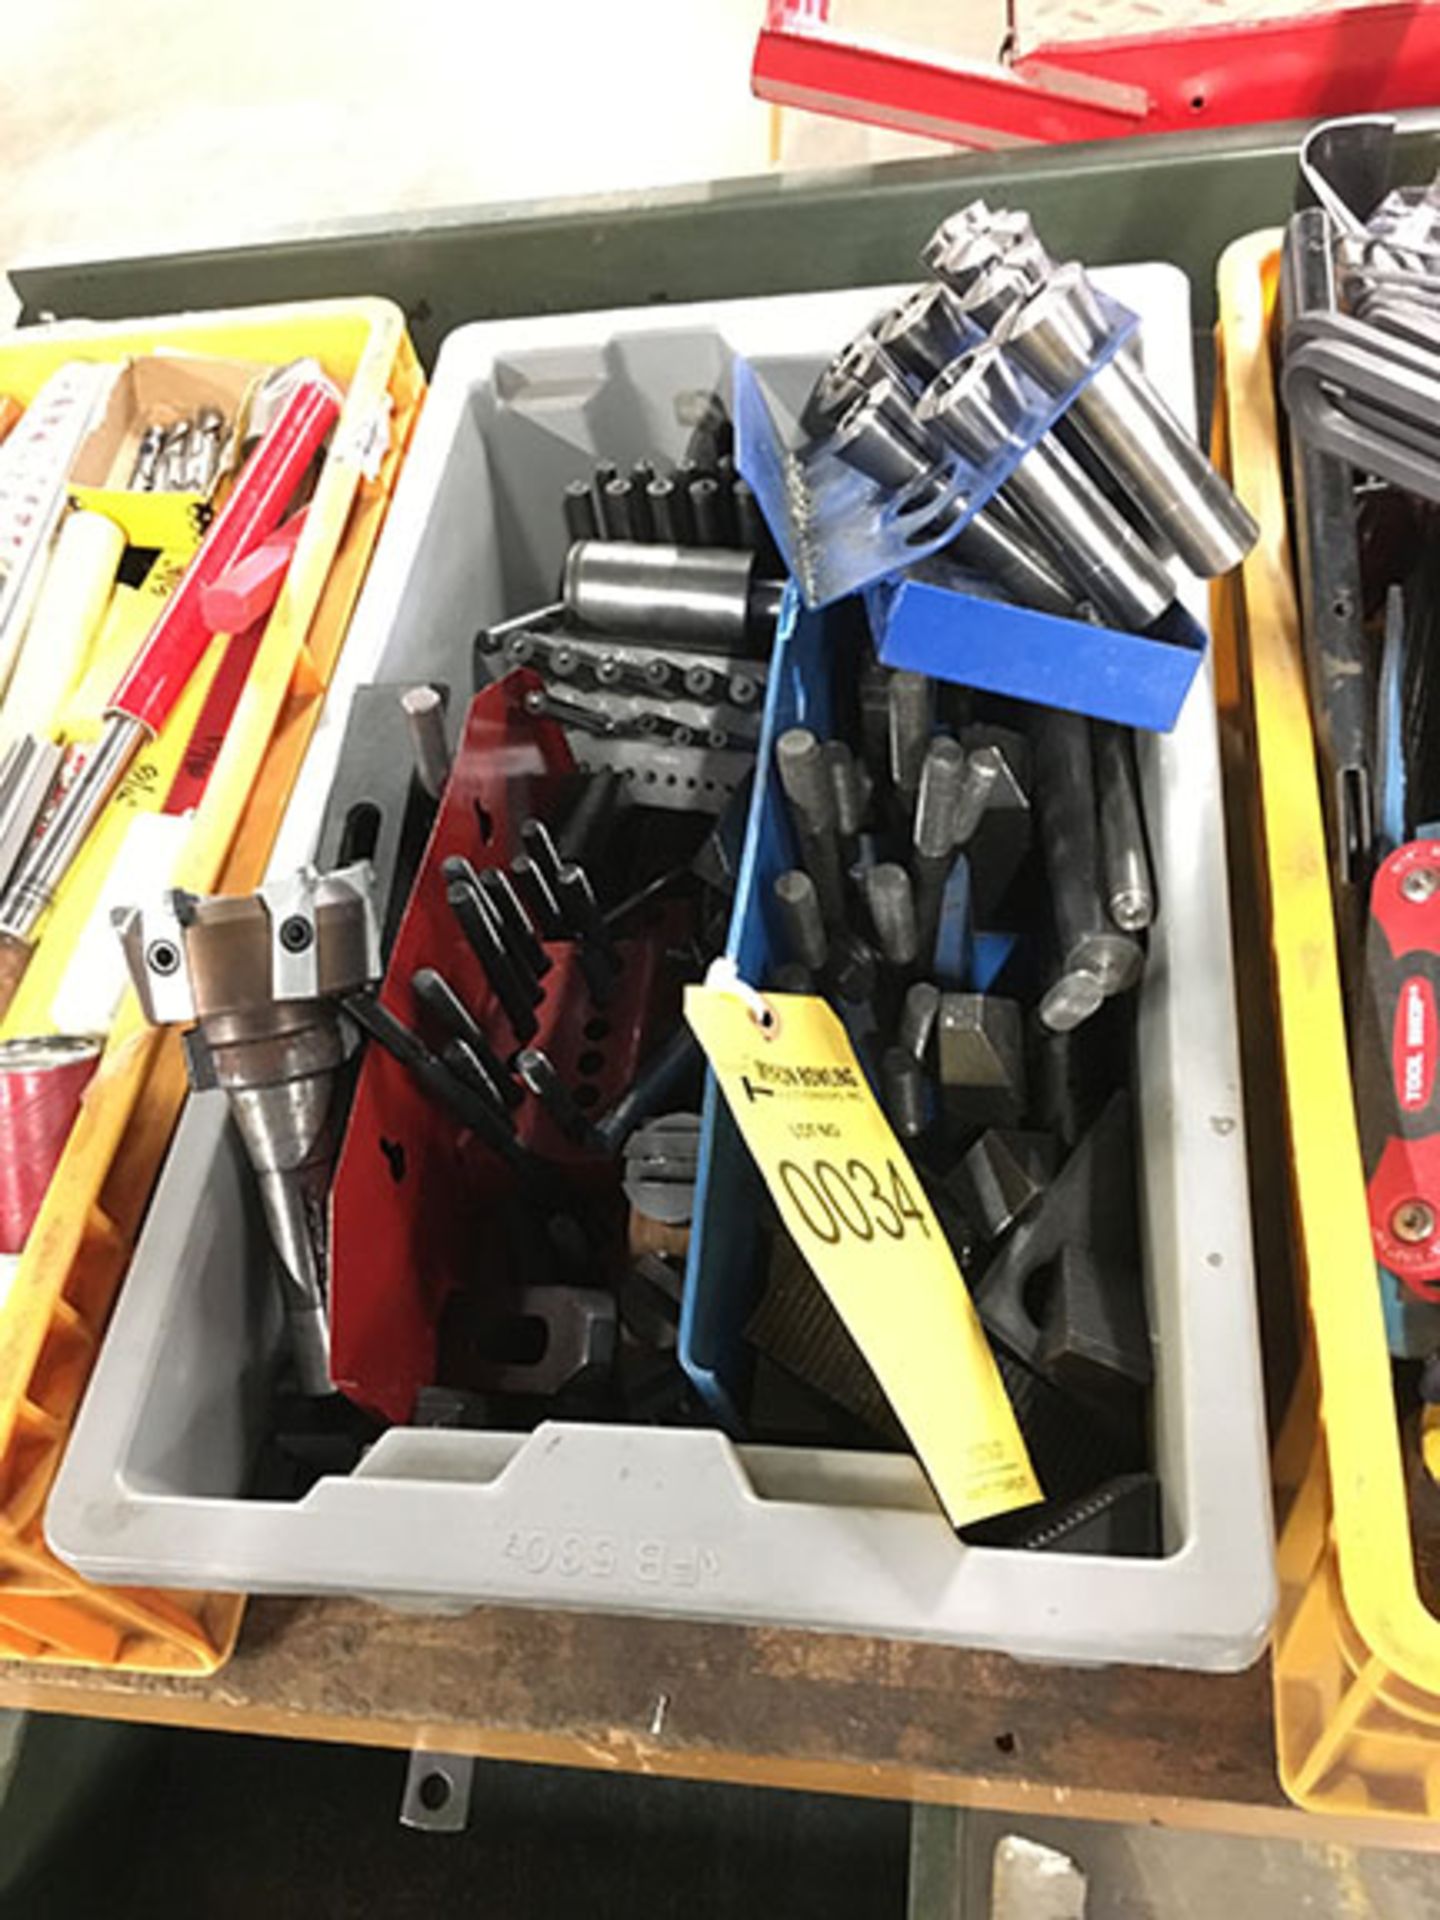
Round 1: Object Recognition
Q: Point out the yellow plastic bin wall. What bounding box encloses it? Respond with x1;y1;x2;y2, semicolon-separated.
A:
1215;230;1440;1821
0;300;423;1672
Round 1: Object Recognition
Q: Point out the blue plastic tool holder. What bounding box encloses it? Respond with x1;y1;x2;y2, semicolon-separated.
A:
680;591;832;1430
868;567;1207;734
733;285;1139;611
679;591;829;1436
679;591;1027;1426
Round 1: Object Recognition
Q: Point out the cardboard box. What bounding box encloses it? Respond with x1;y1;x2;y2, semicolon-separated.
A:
69;353;264;551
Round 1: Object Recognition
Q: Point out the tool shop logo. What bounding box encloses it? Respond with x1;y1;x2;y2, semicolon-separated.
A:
748;1057;859;1091
1393;974;1438;1113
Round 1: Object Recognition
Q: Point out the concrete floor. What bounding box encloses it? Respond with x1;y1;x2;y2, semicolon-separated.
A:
947;1812;1440;1919
0;0;973;275
2;2;1439;1914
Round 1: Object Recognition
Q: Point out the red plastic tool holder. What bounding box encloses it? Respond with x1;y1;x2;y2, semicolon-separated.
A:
328;670;675;1424
752;0;1440;149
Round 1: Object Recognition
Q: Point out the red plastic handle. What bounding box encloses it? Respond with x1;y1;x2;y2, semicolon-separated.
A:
108;376;340;736
1363;841;1440;1294
198;507;309;635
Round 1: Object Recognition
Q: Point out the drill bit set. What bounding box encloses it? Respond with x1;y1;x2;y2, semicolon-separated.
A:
692;614;1160;1551
474;411;784;808
127;406;228;494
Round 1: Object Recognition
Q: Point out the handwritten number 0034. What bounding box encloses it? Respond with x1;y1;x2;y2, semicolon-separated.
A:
777;1157;930;1245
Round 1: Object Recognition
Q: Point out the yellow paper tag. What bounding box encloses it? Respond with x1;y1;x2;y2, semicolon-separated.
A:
686;983;1041;1529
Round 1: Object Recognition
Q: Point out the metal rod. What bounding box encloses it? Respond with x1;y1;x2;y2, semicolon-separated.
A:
517;1046;601;1148
511;853;565;939
592;1026;701;1155
444;867;540;1043
1032;711;1143;1031
409;966;522;1109
646;476;682;544
0;712;145;1013
946;498;1076;617
952;745;1003;847
899;981;942;1062
775;727;846;927
864;862;919;968
918;348;1173;631
913;735;965;958
998;263;1258;577
881;1046;930;1140
563;540;766;650
887;671;933;806
477;866;552;982
774;868;829;972
564;479;600;542
344;991;531;1171
400;685;452;802
690;477;725;547
1094;722;1154;931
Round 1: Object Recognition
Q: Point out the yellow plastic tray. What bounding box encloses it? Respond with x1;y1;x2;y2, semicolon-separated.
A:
1215;230;1440;1821
0;299;423;1672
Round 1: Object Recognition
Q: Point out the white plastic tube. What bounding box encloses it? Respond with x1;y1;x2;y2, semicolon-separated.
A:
0;509;124;754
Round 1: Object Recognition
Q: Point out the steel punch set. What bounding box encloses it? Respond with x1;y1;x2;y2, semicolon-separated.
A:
17;198;1274;1675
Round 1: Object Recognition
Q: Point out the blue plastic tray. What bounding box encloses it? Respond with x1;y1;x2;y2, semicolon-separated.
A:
868;569;1207;734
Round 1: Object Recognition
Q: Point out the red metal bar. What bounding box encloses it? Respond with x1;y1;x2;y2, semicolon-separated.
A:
753;0;1440;148
1021;5;1440;136
753;16;1144;147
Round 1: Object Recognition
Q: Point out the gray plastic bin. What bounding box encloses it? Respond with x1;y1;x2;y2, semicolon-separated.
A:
47;274;1276;1668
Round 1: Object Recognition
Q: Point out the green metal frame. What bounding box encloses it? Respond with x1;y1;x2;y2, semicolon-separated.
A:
11;119;1440;369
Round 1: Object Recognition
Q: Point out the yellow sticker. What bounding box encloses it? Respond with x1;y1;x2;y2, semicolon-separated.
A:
686;984;1041;1529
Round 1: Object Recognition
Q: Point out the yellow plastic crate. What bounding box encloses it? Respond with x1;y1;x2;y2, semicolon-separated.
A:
1214;230;1440;1821
0;299;424;1672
